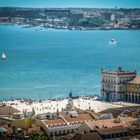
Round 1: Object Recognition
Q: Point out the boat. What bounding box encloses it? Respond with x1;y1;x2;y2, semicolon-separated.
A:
1;52;6;59
109;38;117;45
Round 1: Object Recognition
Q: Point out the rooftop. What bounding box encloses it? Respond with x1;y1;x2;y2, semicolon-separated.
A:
71;132;102;140
61;113;93;123
128;76;140;84
44;119;65;125
97;127;128;135
27;127;43;134
99;109;124;118
99;108;132;118
0;106;19;116
102;67;136;75
42;113;94;128
99;106;140;118
85;117;137;130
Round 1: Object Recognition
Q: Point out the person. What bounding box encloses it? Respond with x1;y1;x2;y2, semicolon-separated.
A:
69;91;72;98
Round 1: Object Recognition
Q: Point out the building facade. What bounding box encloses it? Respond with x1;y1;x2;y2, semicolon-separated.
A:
125;77;140;103
36;112;94;136
101;67;137;102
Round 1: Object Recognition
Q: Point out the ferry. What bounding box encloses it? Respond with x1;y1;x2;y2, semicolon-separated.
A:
109;38;117;45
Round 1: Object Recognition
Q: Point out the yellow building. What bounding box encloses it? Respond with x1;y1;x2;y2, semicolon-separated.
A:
0;108;36;129
13;117;36;129
101;68;140;103
125;77;140;103
0;116;36;129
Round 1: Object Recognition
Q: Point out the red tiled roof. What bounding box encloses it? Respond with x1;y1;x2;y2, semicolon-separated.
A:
97;127;128;135
44;119;65;125
62;113;93;123
128;77;140;84
71;132;102;140
86;117;137;130
0;106;19;116
27;127;43;134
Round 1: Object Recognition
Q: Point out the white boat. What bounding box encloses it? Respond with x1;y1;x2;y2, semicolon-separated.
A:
1;52;6;59
109;38;117;45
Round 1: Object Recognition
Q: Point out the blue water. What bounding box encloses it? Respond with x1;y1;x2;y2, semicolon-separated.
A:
0;25;140;100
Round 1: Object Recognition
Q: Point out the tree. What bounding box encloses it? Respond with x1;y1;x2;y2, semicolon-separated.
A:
29;132;49;140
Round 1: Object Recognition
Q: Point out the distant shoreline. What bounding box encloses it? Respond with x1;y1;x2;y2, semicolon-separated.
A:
0;7;140;30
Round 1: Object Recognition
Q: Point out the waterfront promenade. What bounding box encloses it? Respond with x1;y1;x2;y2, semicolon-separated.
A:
1;97;140;115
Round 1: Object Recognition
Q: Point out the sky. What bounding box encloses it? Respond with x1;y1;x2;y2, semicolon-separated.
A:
0;0;140;8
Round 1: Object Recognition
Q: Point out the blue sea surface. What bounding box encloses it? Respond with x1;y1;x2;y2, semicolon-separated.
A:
0;25;140;100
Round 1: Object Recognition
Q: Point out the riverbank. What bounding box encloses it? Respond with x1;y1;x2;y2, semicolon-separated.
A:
1;23;140;31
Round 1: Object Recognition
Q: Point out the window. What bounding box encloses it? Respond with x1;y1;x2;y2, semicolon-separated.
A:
107;134;111;138
116;133;119;137
112;133;115;138
120;132;123;137
59;130;61;135
55;131;57;135
124;132;128;136
103;135;106;139
50;132;53;136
